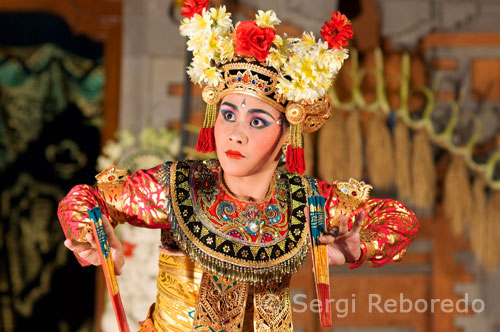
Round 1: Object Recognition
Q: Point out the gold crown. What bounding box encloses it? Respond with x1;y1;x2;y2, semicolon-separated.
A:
209;59;332;134
218;60;286;112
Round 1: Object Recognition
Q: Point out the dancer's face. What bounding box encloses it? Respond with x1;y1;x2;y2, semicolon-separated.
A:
214;93;287;177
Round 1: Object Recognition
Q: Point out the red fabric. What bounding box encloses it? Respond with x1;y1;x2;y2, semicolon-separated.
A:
193;165;289;243
58;165;171;266
196;127;216;153
317;180;419;268
180;0;209;19
233;20;275;62
320;11;353;50
286;145;306;175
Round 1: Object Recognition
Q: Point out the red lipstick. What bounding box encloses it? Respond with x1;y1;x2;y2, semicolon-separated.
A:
225;150;244;159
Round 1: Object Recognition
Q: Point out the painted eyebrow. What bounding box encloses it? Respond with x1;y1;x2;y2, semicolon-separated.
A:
248;109;277;121
221;102;277;121
221;101;238;111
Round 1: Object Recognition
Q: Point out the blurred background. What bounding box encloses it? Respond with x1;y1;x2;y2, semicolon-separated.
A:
1;0;499;331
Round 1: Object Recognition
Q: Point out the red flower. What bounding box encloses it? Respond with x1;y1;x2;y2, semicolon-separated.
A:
180;0;209;19
233;20;275;62
320;11;353;50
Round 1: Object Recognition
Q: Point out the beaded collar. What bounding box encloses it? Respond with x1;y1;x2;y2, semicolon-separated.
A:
166;159;310;284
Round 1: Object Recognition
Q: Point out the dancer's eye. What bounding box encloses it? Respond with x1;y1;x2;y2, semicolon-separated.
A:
221;110;236;122
250;117;270;129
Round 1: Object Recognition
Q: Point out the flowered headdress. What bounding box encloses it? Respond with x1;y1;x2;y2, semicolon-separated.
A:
180;0;353;174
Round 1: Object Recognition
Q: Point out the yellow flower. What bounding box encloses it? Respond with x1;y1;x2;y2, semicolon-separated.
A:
201;67;222;86
266;48;287;70
191;9;213;34
218;36;234;62
202;29;222;59
187;54;211;84
210;6;232;30
301;32;316;49
298;56;318;82
255;10;281;28
273;35;284;48
187;34;205;52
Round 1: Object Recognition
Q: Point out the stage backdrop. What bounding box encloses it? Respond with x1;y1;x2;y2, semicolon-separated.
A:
0;13;104;332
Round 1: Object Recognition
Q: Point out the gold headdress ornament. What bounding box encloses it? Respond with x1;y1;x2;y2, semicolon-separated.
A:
179;0;353;174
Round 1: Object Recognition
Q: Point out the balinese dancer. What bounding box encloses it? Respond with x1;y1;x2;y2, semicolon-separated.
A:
59;2;419;331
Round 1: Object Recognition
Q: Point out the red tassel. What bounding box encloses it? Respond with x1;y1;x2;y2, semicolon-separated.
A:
317;282;332;326
196;127;215;153
286;145;306;174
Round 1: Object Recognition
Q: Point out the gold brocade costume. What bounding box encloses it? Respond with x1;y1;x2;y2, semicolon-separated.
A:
133;160;307;331
58;159;419;332
148;160;308;332
152;249;202;331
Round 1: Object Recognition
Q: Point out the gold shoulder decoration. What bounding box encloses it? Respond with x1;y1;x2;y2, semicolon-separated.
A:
95;165;132;226
328;178;372;230
95;165;131;184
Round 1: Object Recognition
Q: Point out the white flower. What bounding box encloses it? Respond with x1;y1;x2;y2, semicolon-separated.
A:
210;6;232;30
179;17;194;37
255;10;281;28
300;32;316;50
179;9;212;37
190;9;213;36
276;77;293;98
187;55;211;84
186;34;205;53
201;67;222;86
218;35;235;62
328;48;349;73
266;48;287;70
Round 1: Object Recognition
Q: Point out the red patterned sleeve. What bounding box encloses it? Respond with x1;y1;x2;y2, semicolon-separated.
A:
318;180;419;269
58;164;170;265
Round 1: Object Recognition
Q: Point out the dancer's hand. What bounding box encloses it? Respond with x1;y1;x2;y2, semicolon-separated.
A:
64;214;125;275
318;211;364;266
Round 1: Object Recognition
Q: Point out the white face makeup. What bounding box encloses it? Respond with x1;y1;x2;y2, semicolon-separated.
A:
214;93;287;178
